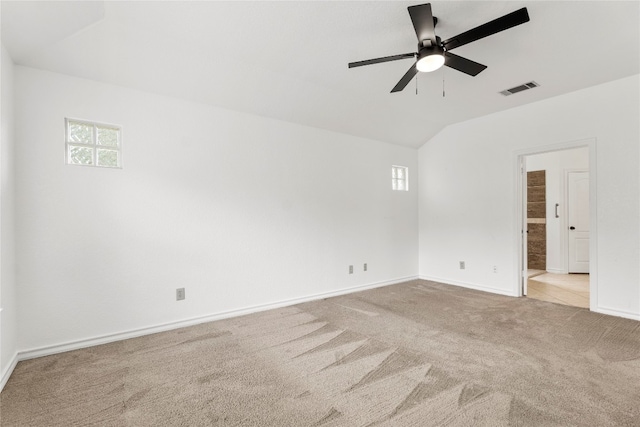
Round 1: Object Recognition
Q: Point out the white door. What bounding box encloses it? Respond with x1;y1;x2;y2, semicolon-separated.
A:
568;171;589;273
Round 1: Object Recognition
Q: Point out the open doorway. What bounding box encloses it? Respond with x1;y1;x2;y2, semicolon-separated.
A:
521;146;591;308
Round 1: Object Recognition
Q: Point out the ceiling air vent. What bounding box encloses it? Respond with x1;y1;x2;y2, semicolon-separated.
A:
499;81;540;96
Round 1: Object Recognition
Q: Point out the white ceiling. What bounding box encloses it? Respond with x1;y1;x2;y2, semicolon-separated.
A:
2;1;639;148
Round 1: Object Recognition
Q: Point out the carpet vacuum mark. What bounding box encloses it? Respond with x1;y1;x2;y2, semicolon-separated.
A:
2;279;640;426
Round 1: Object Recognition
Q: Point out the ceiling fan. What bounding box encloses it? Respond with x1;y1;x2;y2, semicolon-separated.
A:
348;3;530;93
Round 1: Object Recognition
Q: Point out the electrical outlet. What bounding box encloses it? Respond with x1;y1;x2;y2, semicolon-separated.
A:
364;263;367;272
176;288;185;301
493;265;498;273
349;265;353;274
459;261;465;270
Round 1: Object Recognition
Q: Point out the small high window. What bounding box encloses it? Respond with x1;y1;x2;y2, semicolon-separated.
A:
392;165;408;191
66;118;121;168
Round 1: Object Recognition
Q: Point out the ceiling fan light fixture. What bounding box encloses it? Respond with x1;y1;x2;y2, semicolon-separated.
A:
348;4;530;92
416;48;445;72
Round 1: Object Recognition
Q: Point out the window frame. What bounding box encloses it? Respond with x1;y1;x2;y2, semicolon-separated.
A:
392;165;409;191
65;118;123;169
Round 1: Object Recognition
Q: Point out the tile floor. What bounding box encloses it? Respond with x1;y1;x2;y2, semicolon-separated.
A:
526;272;590;308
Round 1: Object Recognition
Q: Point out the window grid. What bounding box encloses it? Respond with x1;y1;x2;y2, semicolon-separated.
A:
65;118;122;168
392;166;408;191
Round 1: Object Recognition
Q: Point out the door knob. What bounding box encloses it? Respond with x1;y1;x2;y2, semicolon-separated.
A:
569;226;575;230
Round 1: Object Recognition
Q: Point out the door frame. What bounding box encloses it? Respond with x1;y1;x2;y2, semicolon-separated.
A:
513;138;597;310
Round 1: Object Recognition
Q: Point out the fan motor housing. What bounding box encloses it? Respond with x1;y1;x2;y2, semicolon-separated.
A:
418;36;444;59
419;36;443;50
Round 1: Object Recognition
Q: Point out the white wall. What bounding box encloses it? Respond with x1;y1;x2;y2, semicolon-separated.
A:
419;74;640;319
14;66;418;353
1;45;18;388
526;148;589;273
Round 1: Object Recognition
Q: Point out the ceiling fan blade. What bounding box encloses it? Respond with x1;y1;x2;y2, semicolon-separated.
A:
408;3;436;45
444;52;487;76
391;63;419;93
443;7;529;51
349;53;415;68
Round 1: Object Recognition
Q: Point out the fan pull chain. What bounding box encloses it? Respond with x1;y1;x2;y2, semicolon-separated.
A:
416;73;418;95
442;67;445;97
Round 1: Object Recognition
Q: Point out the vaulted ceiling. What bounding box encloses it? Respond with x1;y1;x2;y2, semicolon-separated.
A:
2;1;639;148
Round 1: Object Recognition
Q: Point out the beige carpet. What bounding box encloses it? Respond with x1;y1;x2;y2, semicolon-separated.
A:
2;279;640;426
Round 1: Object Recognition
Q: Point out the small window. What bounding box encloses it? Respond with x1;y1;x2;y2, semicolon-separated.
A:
66;118;121;168
392;166;408;191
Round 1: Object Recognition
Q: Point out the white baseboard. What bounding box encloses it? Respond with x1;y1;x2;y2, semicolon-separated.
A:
593;306;640;321
0;352;18;393
418;275;519;297
545;268;566;275
17;276;419;362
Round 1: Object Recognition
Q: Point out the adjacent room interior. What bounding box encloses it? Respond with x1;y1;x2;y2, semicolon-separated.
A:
524;147;591;308
0;1;638;425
